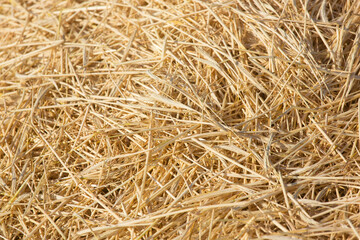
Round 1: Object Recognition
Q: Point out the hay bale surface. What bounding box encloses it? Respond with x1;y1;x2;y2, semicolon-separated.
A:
1;0;360;239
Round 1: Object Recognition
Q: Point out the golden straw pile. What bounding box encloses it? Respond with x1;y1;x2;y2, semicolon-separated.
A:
1;0;360;239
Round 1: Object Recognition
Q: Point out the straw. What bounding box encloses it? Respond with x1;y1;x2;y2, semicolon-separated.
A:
1;0;360;239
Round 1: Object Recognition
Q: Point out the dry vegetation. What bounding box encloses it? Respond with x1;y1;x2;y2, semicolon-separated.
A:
1;0;360;239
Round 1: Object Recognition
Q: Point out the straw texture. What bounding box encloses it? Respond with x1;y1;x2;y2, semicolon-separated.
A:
1;0;360;239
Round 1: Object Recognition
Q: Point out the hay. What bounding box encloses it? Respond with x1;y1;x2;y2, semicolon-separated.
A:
1;0;360;239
